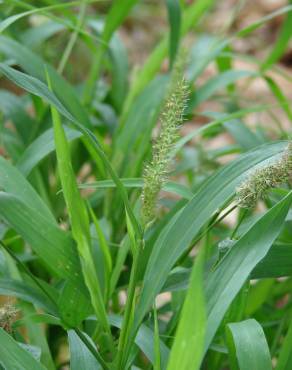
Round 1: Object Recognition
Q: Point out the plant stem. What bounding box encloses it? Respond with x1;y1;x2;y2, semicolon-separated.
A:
116;238;144;369
83;45;107;106
58;0;87;74
179;204;237;264
231;208;247;239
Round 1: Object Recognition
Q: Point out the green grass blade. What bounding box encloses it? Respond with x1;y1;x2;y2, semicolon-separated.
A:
276;317;292;370
265;76;292;122
188;70;257;110
113;76;167;166
173;104;280;156
261;1;292;71
79;178;193;200
226;319;272;370
0;1;94;34
47;72;111;335
167;247;206;370
165;0;181;68
83;0;138;105
0;36;91;127
245;279;274;316
237;5;292;38
109;236;130;297
0;328;46;370
14;314;62;328
47;71;90;250
88;205;112;296
153;305;161;370
20;21;65;48
107;32;129;111
102;0;138;43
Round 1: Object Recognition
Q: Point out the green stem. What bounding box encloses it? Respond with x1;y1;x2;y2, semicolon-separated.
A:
58;0;87;74
116;239;144;369
179;204;237;265
83;45;107;106
196;205;238;245
231;208;247;239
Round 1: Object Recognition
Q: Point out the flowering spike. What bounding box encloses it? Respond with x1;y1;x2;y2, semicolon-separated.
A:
0;303;17;333
141;51;188;225
236;142;292;209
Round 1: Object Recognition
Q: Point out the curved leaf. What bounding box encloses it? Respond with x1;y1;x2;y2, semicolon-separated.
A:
226;319;272;370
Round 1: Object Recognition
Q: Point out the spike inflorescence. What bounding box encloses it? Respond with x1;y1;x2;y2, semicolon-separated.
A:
141;54;188;225
236;142;292;209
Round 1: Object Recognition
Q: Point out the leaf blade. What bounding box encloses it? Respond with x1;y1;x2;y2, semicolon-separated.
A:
167;248;206;370
226;319;272;370
0;328;46;370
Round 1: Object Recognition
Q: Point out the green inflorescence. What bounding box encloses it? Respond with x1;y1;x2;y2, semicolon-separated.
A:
236;142;292;209
141;54;188;225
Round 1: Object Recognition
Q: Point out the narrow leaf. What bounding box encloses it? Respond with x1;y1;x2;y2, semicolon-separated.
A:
165;0;181;68
47;72;110;333
167;248;206;370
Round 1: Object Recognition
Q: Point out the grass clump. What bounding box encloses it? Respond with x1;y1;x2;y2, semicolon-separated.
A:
0;2;292;370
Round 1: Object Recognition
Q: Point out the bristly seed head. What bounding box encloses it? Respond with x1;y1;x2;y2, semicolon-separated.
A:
141;51;189;225
236;142;292;209
0;303;17;333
